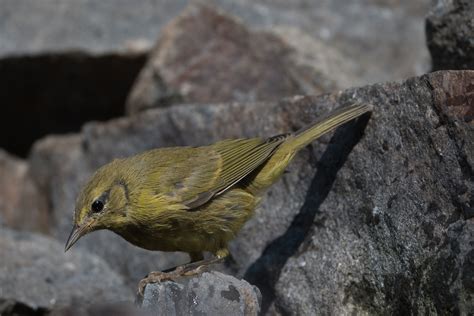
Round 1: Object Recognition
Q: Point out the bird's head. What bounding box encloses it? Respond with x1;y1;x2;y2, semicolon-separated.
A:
65;159;132;251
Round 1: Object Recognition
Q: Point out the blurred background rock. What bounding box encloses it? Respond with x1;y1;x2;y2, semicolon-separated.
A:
0;0;431;156
0;0;472;315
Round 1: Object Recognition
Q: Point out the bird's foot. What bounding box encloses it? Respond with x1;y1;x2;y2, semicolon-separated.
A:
137;269;182;298
136;256;225;299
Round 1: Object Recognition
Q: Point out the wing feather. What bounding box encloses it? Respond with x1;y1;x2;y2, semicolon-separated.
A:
143;135;288;211
183;135;288;209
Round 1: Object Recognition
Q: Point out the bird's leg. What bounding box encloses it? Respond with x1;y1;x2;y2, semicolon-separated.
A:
137;248;229;297
173;254;226;275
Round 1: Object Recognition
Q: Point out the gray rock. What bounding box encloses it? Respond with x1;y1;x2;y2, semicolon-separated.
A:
0;0;188;56
0;228;132;311
209;0;431;84
28;70;473;314
126;3;358;114
49;302;144;316
142;271;261;316
426;0;474;70
1;0;430;87
246;71;474;314
0;149;48;233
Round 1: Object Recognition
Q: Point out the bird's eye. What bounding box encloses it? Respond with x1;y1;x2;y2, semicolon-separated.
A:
91;200;104;213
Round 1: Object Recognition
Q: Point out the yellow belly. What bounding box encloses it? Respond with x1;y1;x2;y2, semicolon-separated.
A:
114;188;258;254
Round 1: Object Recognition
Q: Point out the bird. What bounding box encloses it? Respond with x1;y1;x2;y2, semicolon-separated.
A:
64;103;371;295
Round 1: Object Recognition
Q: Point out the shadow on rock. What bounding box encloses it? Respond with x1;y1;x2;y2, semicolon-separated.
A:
244;112;371;312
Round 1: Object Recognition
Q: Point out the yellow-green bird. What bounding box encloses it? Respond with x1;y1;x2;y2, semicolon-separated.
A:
65;103;371;293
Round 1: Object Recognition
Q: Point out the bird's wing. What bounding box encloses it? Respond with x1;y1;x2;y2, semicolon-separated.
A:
146;136;288;210
212;135;289;194
184;135;288;209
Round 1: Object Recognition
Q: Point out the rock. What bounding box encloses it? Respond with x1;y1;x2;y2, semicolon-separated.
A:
1;0;429;85
426;0;474;70
272;26;359;90
245;70;474;314
125;3;359;114
29;134;86;197
142;271;261;316
209;0;431;84
0;149;48;233
28;70;473;314
428;70;474;124
1;1;430;155
48;302;143;316
0;228;132;312
0;0;188;56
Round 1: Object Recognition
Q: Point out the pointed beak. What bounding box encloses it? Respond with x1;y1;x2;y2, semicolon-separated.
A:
64;219;95;252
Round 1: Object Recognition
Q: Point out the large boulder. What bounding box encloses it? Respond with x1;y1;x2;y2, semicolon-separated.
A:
28;70;473;314
426;0;474;70
212;0;431;84
250;70;474;314
125;3;358;114
0;228;132;313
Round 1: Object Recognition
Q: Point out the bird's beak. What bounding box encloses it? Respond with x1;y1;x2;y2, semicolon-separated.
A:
64;219;95;252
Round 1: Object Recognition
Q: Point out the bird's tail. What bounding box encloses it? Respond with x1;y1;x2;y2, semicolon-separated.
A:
289;103;373;152
247;103;372;194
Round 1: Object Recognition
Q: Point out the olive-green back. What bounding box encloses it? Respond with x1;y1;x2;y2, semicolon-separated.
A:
135;136;286;210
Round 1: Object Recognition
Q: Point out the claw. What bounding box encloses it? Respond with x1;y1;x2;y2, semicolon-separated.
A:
135;255;226;303
137;271;178;298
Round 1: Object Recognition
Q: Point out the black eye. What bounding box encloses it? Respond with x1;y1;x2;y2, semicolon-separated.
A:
91;200;104;213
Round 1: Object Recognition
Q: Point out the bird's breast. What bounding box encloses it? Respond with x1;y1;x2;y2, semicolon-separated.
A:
113;187;259;253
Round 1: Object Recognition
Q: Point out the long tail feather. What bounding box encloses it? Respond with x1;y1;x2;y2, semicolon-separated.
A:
289;103;373;152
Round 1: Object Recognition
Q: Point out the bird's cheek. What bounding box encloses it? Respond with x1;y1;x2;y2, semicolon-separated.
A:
90;217;107;230
95;213;120;230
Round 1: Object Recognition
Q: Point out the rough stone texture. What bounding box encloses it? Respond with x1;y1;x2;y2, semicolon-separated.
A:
0;149;48;232
142;272;261;316
426;0;474;71
0;228;132;312
126;4;358;114
429;70;474;124
247;71;474;315
29;70;474;314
